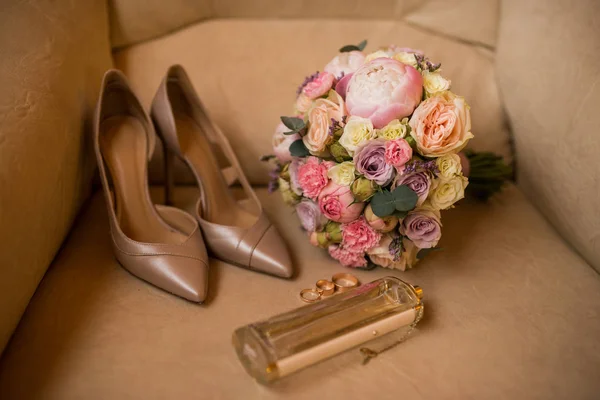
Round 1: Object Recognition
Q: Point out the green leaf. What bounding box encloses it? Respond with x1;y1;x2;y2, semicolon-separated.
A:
391;185;418;212
259;154;276;162
392;210;408;219
417;247;443;260
339;44;360;52
339;39;368;53
289;139;310;157
280;116;306;133
370;190;396;217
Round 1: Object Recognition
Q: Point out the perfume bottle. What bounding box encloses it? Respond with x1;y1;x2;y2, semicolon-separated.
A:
232;276;424;384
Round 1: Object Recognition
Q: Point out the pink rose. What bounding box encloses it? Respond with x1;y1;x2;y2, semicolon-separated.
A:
297;157;330;199
272;122;300;163
328;245;367;268
318;181;365;223
409;92;473;157
303;91;346;154
324;51;366;78
384;138;413;167
302;72;334;99
346;58;423;128
341;217;382;253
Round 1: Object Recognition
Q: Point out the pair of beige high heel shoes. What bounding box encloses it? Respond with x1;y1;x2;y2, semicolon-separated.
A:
94;66;293;303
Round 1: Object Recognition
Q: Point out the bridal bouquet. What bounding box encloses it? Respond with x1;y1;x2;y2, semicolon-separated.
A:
267;41;509;270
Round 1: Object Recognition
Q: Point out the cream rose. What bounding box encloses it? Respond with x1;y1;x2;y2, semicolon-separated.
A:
422;71;451;96
376;118;409;140
295;93;313;114
338;116;376;155
393;52;419;68
303;90;346;155
327;161;356;186
429;175;468;210
436;154;462;180
364;50;392;63
409;91;473;157
278;178;300;205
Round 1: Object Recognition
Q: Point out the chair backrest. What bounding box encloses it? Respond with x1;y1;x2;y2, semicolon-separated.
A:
109;0;500;49
495;0;600;271
0;0;112;353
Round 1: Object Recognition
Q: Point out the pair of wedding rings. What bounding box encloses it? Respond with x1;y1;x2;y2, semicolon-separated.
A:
299;273;359;303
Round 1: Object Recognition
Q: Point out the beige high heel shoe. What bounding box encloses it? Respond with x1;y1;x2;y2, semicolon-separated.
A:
151;65;293;279
95;69;209;302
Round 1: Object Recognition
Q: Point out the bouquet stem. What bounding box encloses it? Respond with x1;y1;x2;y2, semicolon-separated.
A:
463;150;513;201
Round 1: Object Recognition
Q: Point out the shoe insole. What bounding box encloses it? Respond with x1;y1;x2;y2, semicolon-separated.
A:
174;112;257;229
100;116;187;244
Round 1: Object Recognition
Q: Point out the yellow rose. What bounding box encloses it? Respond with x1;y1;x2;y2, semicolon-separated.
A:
393;52;419;68
364;50;392;63
429;175;468;210
327;161;356;186
422;71;451;96
376;118;409;140
338;116;376;155
436;154;462;180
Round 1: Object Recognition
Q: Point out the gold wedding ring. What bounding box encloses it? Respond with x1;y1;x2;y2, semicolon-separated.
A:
332;273;359;292
316;279;335;297
300;288;322;303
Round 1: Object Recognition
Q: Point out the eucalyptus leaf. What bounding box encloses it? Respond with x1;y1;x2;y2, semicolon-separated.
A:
357;39;367;51
339;44;360;53
391;185;418;212
370;190;396;217
289;139;310;157
280;116;306;132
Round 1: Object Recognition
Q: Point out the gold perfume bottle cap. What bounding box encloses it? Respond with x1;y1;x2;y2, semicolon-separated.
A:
413;285;424;299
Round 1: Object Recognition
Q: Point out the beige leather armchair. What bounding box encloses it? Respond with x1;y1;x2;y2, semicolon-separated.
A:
1;1;599;398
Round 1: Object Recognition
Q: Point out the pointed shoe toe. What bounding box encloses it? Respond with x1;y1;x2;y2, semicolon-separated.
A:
250;226;293;279
148;256;209;303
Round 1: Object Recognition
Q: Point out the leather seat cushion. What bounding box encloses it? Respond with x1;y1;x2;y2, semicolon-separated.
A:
1;185;599;399
113;19;511;185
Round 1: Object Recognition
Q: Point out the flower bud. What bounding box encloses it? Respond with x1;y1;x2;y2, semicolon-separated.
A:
316;232;332;248
351;177;377;202
325;221;342;243
279;162;291;180
329;140;351;162
364;204;399;232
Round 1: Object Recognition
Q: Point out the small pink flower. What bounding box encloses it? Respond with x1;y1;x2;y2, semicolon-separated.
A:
302;72;334;99
328;245;367;268
272;122;300;163
384;138;413;167
318;181;365;223
297;157;329;199
341;217;382;253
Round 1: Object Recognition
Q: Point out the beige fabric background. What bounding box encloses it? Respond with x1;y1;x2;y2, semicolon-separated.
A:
496;0;600;270
109;0;498;49
1;186;599;399
0;0;112;352
114;19;511;185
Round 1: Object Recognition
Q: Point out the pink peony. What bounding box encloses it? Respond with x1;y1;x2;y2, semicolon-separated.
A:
384;138;413;167
335;73;353;100
297;157;330;199
272;122;300;163
341;217;382;253
346;58;423;128
302;72;334;99
318;181;365;223
328;245;367;268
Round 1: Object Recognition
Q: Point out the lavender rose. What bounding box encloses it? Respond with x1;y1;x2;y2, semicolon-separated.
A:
399;210;442;249
354;139;395;185
296;200;327;232
393;171;432;206
288;159;303;196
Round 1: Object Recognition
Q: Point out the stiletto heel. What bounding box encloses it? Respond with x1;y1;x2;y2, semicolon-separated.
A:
163;143;176;206
151;65;293;278
94;69;209;302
